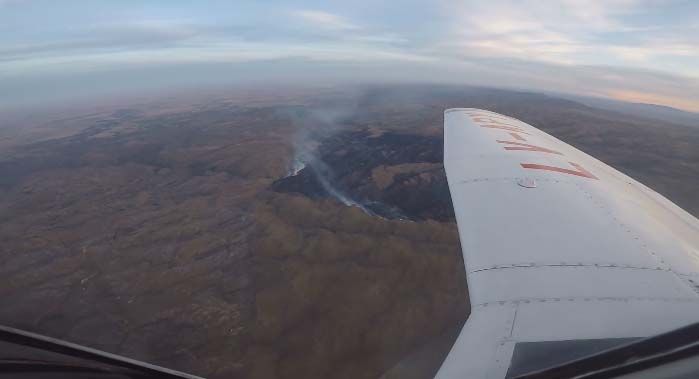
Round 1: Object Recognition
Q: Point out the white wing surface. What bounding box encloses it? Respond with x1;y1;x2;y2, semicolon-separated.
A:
437;108;699;378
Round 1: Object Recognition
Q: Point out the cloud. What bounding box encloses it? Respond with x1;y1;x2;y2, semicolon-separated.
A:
558;0;638;30
0;0;697;112
0;39;435;80
437;0;699;77
0;0;25;6
605;88;699;111
0;19;200;62
292;10;359;30
440;8;568;63
286;9;410;50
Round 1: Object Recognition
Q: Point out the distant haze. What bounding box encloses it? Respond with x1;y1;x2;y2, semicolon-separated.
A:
1;0;698;112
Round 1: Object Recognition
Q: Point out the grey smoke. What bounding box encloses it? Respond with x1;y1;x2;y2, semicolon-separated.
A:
282;102;377;215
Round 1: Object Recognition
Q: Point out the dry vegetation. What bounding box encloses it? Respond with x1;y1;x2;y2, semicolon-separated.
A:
249;195;465;378
0;89;467;379
0;85;697;379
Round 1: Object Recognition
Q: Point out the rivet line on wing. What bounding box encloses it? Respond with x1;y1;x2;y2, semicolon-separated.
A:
576;182;699;296
473;296;699;308
455;177;569;185
469;262;669;274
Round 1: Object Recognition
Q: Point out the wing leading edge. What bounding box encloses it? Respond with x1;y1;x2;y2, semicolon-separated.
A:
437;108;699;378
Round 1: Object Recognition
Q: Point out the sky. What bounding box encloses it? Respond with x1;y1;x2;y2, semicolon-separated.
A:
1;0;698;111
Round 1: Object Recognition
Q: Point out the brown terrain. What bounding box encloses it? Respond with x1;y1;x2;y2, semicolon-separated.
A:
0;85;697;379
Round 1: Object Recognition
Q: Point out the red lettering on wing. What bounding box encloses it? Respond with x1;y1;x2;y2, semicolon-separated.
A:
472;116;518;126
463;110;602;181
496;140;562;155
520;162;598;180
509;132;526;141
480;124;531;135
467;112;517;123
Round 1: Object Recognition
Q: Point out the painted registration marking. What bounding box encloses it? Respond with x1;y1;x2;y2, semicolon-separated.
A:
472;116;519;125
496;140;562;155
521;162;599;179
467;112;599;180
509;132;526;141
480;124;532;135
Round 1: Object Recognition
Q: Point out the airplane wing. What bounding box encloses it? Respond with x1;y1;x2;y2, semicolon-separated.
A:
437;108;699;378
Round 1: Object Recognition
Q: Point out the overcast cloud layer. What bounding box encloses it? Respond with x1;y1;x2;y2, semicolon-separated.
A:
1;0;698;111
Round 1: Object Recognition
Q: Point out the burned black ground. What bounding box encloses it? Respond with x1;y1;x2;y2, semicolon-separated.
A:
272;128;454;221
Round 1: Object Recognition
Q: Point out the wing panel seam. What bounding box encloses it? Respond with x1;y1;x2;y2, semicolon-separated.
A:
469;262;667;274
454;177;570;185
474;296;699;308
575;182;699;297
